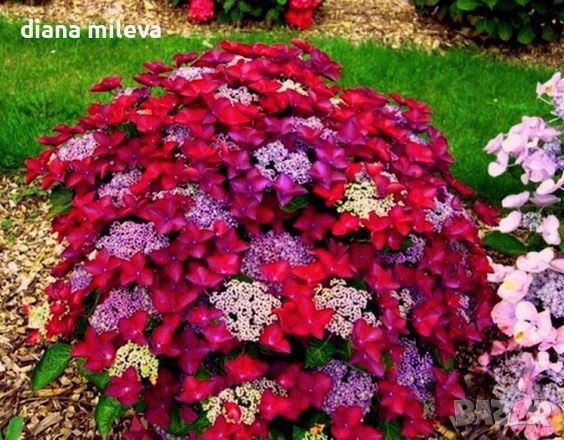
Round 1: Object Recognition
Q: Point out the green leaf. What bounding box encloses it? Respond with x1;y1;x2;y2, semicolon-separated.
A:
336;339;353;361
348;278;368;291
292;426;308;440
305;338;336;368
168;406;191;436
542;24;559;41
223;0;235;11
483;0;497;7
269;428;285;440
76;358;109;391
456;0;481;11
382;352;395;370
5;417;24;440
517;24;536;44
32;343;72;391
95;395;127;436
49;186;73;217
483;231;527;256
498;20;513;40
282;195;309;212
377;420;404;440
188;412;211;435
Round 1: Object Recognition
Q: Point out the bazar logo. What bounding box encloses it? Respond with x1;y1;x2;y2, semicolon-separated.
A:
453;395;562;427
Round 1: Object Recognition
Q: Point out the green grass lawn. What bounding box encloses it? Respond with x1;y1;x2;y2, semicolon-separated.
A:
0;18;554;201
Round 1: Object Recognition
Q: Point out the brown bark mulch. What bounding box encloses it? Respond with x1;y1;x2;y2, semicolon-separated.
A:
0;0;562;67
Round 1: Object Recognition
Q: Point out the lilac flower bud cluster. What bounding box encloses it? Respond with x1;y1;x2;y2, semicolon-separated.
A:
56;133;98;162
98;169;141;207
69;265;93;292
313;279;376;339
96;221;169;260
209;279;281;342
163;124;193;144
425;190;471;232
396;339;435;402
552;93;564;119
185;185;237;229
491;355;529;414
290;116;325;131
529;269;564;318
254;141;312;185
241;231;313;282
382;235;425;265
90;286;157;334
215;84;258;106
170;66;215;81
319;360;377;415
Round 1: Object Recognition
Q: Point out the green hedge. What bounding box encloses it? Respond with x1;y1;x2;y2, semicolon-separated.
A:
411;0;564;44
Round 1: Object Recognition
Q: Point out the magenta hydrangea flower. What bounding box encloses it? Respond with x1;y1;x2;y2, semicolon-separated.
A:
90;286;157;333
319;360;377;415
96;221;169;260
241;231;313;282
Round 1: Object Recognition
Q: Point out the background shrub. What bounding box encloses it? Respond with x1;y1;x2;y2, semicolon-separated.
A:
410;0;564;44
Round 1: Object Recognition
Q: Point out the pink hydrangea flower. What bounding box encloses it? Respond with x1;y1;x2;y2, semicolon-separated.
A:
513;301;553;347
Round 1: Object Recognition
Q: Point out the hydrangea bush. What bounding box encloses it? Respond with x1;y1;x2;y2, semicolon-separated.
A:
26;40;494;439
479;74;564;440
185;0;322;30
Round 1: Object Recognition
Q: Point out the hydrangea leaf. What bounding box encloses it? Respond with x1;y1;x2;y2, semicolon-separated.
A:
76;358;109;391
305;338;336;368
31;343;72;391
168;406;191;436
282;195;309;212
483;231;527;256
5;416;24;440
292;426;308;440
378;419;404;440
95;395;127;436
49;185;73;218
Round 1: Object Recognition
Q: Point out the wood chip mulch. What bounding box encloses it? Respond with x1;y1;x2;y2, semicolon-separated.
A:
0;0;562;67
0;173;131;439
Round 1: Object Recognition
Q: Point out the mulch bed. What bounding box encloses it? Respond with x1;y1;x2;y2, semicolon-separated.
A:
0;0;562;67
0;173;133;439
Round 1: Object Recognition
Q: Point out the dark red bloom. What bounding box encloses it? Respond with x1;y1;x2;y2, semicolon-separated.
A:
107;367;144;406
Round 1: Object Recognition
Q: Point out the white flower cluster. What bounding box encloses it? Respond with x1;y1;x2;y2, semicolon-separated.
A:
336;181;396;219
313;279;377;339
209;279;281;342
202;379;286;425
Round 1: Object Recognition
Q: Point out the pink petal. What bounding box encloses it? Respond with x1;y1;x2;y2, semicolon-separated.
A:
501;191;530;209
499;210;522;233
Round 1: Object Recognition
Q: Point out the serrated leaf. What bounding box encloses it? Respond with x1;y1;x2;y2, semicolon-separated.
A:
76;358;109;391
378;419;404;440
5;417;24;440
305;338;336;368
32;343;72;391
483;231;527;256
95;396;126;436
